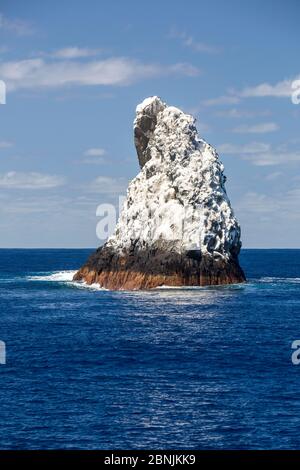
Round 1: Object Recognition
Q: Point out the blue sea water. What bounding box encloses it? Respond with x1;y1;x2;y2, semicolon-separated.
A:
0;248;299;450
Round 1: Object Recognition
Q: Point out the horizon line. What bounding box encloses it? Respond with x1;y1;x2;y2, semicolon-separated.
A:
0;247;300;250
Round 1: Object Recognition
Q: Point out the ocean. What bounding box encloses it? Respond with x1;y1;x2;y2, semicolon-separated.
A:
0;248;299;450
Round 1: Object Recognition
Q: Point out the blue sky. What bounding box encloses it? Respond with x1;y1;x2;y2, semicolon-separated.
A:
0;0;299;248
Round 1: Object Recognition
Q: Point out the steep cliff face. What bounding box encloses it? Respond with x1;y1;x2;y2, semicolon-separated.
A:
74;96;246;289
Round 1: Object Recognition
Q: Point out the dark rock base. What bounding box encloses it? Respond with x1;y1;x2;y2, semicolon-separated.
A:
73;246;246;290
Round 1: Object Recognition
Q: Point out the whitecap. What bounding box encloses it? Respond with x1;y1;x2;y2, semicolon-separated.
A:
26;270;106;290
155;283;244;290
259;277;300;284
27;270;77;282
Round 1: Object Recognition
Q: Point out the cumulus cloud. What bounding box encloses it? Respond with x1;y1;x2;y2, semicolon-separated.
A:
0;56;200;91
204;75;300;107
0;171;65;189
232;122;279;134
238;77;300;98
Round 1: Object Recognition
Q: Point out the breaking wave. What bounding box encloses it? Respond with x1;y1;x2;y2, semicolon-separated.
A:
26;270;105;290
27;270;77;282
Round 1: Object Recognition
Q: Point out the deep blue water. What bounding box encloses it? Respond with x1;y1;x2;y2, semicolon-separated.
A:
0;248;300;449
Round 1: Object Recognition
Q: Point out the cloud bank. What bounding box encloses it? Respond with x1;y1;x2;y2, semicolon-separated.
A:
0;56;200;91
0;171;65;189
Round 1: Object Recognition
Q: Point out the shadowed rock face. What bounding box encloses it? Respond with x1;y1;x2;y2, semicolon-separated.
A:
134;97;166;168
74;96;246;290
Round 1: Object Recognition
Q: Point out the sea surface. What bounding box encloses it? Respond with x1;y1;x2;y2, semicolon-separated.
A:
0;248;299;450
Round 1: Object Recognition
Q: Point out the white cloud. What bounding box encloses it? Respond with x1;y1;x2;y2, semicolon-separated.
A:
0;13;33;36
232;122;279;134
84;148;106;157
0;140;13;148
0;57;200;91
184;38;219;54
215;108;271;119
218;142;271;155
88;176;127;194
247;151;300;166
0;171;65;189
167;62;200;77
205;75;300;107
170;30;219;54
83;148;106;164
236;189;300;217
0;195;66;214
51;47;103;59
288;188;300;198
236;191;280;214
0;193;100;216
203;95;240;106
238;77;299;98
265;171;282;181
218;141;300;166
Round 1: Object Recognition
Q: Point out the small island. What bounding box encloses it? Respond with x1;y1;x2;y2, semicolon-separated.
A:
74;96;246;290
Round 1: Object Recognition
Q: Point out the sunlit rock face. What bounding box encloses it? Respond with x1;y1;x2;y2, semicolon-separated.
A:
74;96;246;290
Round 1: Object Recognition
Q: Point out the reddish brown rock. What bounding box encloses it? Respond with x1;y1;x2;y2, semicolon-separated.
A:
73;246;245;290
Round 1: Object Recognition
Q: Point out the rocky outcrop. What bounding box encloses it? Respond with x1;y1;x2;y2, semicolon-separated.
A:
74;96;246;290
